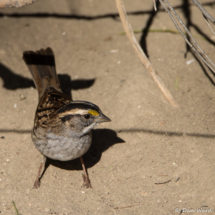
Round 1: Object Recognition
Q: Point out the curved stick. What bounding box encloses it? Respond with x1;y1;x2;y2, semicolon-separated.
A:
115;0;178;107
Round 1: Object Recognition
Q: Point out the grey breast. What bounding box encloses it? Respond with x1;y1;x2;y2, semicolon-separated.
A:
32;130;92;161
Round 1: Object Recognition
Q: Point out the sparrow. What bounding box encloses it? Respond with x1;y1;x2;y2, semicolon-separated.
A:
23;47;111;188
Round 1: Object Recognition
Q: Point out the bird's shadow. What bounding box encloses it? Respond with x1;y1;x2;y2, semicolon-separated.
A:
0;62;34;90
41;129;125;177
58;74;95;98
0;62;95;96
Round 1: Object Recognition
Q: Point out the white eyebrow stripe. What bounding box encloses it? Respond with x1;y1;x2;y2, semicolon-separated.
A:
59;109;88;117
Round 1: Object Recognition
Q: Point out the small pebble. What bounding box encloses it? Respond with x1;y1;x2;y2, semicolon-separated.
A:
186;59;195;65
110;50;118;53
20;94;26;100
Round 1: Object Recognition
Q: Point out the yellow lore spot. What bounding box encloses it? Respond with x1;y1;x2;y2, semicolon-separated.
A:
88;110;99;116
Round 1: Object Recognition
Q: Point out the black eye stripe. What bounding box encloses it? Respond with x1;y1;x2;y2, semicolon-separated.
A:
60;114;92;123
60;115;74;122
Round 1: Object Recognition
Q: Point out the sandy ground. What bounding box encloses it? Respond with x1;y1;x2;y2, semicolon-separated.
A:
0;0;215;214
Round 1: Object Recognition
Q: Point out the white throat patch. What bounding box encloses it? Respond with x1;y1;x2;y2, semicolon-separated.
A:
82;122;97;134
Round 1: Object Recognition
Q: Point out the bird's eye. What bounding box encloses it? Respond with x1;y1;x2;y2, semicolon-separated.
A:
84;114;91;119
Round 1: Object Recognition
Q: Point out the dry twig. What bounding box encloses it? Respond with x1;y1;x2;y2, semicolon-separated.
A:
191;0;215;35
115;0;178;107
190;0;215;24
153;0;157;11
203;15;215;36
159;0;215;75
114;203;144;210
155;179;171;184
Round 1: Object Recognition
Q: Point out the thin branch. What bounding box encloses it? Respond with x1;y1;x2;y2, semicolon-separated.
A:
114;203;144;210
115;0;178;107
190;0;215;24
203;15;215;36
165;0;215;69
190;0;215;35
153;0;158;11
159;0;215;75
0;0;36;8
155;179;171;184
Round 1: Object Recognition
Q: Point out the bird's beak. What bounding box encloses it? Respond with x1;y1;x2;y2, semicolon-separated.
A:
95;113;111;123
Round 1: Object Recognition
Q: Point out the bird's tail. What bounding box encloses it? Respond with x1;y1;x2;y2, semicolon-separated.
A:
23;47;62;100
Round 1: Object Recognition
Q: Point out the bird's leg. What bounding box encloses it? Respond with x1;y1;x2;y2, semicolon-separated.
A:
80;156;92;188
33;156;46;189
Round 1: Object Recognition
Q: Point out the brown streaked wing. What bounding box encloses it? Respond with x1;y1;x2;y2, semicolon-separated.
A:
35;87;72;128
